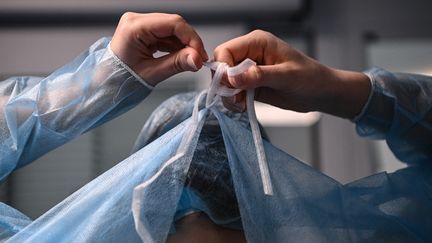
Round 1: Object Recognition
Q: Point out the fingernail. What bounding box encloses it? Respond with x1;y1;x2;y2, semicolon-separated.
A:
187;55;198;71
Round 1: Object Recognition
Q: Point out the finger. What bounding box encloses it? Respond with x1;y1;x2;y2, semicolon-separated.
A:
254;87;276;105
227;64;286;89
145;14;208;61
173;23;208;61
156;36;185;53
213;36;247;66
254;87;306;111
214;31;265;65
139;46;203;84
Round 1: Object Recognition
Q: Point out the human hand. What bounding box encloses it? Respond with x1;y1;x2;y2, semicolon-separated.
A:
110;12;208;86
213;30;370;119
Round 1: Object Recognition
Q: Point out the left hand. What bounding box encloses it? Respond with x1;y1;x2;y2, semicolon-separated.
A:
110;12;208;86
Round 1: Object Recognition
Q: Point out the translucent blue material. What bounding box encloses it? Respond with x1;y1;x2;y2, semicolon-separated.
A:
132;93;248;231
9;89;431;242
7;106;207;242
0;204;31;240
2;64;432;241
356;68;432;165
0;37;152;241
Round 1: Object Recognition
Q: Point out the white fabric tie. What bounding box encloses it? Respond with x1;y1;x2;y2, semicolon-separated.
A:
132;59;274;242
200;59;274;195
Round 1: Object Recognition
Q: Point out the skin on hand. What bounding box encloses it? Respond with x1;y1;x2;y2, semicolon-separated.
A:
213;30;371;119
110;12;208;86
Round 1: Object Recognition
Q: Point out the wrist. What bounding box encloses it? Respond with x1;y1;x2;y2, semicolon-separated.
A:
108;42;154;90
321;67;371;119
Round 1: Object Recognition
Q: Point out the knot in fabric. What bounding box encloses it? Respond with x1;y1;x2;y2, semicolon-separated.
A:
197;59;273;195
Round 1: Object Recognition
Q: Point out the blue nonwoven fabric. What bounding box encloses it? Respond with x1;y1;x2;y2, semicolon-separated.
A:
6;114;195;242
0;204;31;240
131;89;432;241
0;37;151;182
355;68;432;165
132;93;250;232
0;37;152;241
6;105;208;242
3;65;432;242
9;90;431;242
216;110;431;242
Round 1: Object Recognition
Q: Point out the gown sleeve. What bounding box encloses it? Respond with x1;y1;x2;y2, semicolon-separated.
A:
0;37;153;182
353;67;432;165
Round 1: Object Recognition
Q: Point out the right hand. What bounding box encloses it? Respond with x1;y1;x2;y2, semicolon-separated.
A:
213;30;370;119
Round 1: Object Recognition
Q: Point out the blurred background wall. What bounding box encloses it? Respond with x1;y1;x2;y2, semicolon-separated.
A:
0;0;431;219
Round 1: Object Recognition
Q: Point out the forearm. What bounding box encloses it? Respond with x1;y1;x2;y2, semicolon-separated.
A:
0;37;152;181
315;66;372;120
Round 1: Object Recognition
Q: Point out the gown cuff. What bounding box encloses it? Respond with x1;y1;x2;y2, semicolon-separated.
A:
107;43;154;90
351;71;375;123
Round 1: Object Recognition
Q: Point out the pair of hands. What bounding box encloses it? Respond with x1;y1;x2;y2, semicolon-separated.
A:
111;12;370;119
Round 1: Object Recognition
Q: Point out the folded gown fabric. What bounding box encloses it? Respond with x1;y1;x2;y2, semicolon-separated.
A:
8;91;431;242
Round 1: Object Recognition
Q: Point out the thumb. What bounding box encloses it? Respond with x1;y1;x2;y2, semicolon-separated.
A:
227;64;281;89
142;47;203;85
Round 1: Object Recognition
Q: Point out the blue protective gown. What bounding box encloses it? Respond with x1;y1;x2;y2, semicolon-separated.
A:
0;37;152;239
1;34;431;241
355;68;432;165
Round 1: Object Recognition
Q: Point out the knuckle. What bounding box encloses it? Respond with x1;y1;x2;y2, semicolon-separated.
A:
170;14;185;23
250;29;264;36
250;29;272;38
250;29;261;35
118;12;140;32
213;46;226;61
213;45;222;56
120;12;136;24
